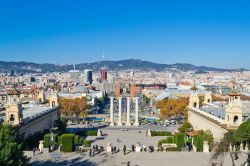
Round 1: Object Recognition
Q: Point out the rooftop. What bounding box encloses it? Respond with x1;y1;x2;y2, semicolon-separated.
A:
22;102;58;123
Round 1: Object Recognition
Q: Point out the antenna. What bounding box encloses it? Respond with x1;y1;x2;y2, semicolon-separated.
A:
102;50;106;69
102;50;105;61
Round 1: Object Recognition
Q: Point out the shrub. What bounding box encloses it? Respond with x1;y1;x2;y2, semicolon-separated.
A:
61;134;74;152
165;147;182;151
44;134;50;148
193;130;214;152
74;135;79;144
76;130;97;136
79;137;83;145
175;133;185;148
58;136;62;146
166;136;174;143
85;130;97;136
82;140;91;147
178;121;192;133
193;135;203;152
151;131;172;137
158;136;175;146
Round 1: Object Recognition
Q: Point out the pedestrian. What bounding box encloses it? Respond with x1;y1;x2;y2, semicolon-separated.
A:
32;148;36;156
114;146;116;153
98;147;101;154
188;143;192;152
132;144;135;152
89;149;92;157
123;145;126;155
111;146;114;154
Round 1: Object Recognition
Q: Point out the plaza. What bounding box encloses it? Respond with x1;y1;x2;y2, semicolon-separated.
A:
26;150;245;166
26;126;249;166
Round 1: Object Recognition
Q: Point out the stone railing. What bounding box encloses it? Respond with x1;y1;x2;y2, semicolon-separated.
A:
189;106;225;124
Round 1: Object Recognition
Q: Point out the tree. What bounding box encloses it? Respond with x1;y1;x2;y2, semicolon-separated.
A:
0;123;28;166
156;98;188;119
60;97;90;118
211;131;236;166
211;119;250;166
178;121;192;133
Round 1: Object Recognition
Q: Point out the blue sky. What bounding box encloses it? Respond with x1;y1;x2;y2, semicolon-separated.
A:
0;0;250;69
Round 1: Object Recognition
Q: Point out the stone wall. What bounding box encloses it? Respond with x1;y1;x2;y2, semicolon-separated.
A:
188;109;228;142
18;108;59;139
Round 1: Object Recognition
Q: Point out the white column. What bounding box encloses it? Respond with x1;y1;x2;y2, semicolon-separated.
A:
117;97;122;126
134;97;139;126
109;97;114;126
126;97;131;126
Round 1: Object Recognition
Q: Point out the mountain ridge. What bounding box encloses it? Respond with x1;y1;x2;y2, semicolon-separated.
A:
0;59;246;74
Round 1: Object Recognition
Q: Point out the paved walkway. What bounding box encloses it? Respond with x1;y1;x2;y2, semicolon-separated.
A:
86;129;166;148
26;151;247;166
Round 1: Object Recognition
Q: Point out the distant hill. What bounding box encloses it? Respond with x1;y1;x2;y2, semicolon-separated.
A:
0;59;246;74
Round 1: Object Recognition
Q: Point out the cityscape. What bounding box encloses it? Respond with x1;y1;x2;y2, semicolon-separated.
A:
0;1;250;166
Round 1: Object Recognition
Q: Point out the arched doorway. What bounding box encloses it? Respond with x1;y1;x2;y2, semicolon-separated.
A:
193;102;197;108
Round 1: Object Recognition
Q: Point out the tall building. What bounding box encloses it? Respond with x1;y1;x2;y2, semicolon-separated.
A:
9;69;15;77
84;69;93;84
115;81;121;97
130;83;136;97
100;67;107;81
69;70;80;83
130;70;135;77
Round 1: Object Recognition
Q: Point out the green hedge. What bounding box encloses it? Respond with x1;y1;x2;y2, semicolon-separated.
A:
76;130;97;136
158;136;174;146
175;133;185;148
43;133;90;152
61;134;74;152
44;134;58;148
74;135;79;144
58;136;62;145
79;137;83;144
44;134;50;148
151;131;172;137
158;133;185;151
193;136;204;152
82;140;91;147
166;147;182;151
193;130;214;152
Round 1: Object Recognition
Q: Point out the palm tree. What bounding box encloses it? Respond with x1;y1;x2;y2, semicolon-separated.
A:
211;119;250;166
210;131;237;166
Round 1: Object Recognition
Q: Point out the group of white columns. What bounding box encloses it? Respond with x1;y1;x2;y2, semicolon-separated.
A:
110;96;139;126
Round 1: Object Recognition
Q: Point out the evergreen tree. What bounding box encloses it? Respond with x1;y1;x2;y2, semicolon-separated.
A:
0;123;28;166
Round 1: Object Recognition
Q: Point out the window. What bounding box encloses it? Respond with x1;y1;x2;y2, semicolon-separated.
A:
10;114;15;122
233;116;238;124
52;101;55;107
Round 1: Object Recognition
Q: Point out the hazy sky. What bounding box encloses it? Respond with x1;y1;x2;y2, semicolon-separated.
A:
0;0;250;69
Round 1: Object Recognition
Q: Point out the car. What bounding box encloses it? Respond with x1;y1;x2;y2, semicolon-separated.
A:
165;122;170;125
170;120;176;125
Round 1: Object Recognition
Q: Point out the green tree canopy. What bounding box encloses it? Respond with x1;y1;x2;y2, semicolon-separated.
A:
0;123;28;166
234;119;250;142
